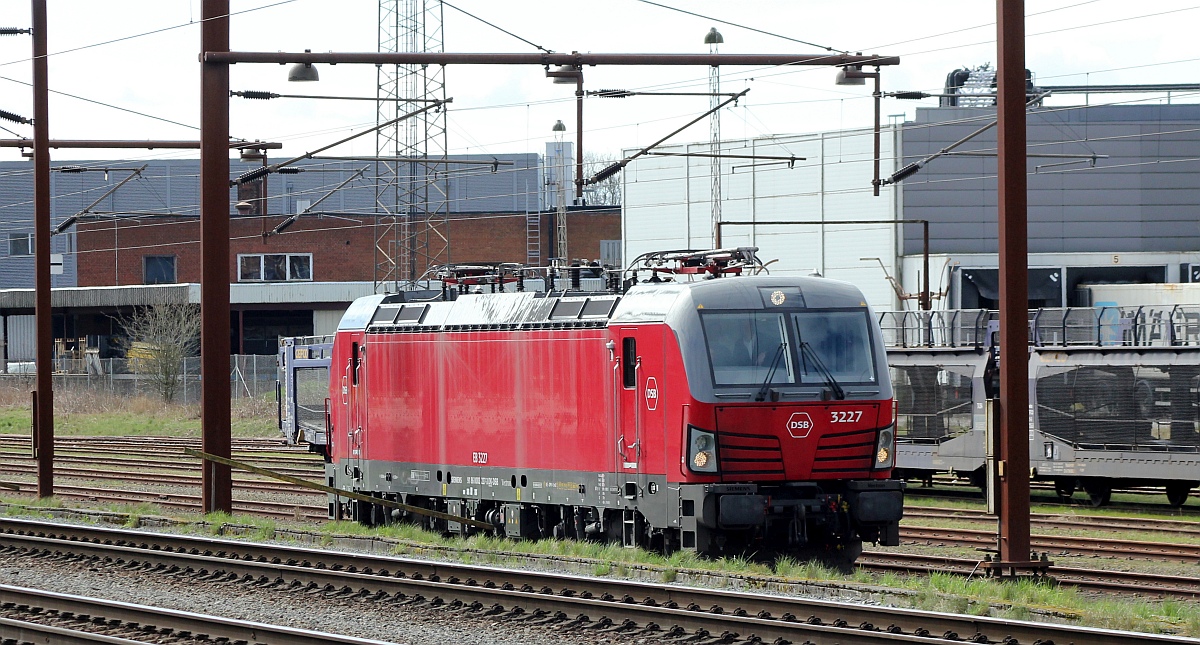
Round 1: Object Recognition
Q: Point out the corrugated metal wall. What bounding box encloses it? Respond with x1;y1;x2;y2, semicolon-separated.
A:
901;104;1200;256
4;314;34;362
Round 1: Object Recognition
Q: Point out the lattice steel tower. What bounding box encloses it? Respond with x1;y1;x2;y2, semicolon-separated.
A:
376;0;450;291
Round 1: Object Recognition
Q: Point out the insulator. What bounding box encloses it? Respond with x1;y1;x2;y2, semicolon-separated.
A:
590;161;624;183
235;165;271;184
0;109;30;125
239;90;277;100
595;89;631;98
892;91;929;100
276;167;303;174
0;28;29;36
889;162;922;184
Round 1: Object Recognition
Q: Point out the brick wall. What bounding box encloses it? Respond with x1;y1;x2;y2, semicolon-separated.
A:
76;208;620;286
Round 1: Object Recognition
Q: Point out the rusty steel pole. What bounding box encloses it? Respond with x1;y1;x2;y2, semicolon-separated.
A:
996;0;1032;568
206;52;899;67
575;74;584;204
31;0;53;498
200;0;232;514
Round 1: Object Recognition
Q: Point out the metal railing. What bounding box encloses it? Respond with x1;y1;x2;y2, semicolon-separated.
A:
880;305;1200;349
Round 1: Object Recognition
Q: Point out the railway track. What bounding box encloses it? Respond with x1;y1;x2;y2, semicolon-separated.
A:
4;484;328;520
0;435;294;451
0;582;398;642
0;462;325;489
5;433;1200;606
906;505;1200;537
0;584;396;645
902;525;1200;562
905;485;1200;515
1;516;1190;645
858;551;1200;599
0;452;321;476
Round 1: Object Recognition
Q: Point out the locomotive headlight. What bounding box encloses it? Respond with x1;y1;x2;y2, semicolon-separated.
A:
874;426;895;470
687;425;718;474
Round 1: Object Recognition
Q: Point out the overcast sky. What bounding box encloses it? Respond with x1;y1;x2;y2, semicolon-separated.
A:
0;1;1196;163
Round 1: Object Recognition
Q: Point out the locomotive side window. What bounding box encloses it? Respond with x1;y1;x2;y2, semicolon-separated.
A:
622;337;637;388
792;311;877;385
351;342;360;386
700;312;794;386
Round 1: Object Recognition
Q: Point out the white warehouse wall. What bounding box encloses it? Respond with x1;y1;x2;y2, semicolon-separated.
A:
622;126;902;311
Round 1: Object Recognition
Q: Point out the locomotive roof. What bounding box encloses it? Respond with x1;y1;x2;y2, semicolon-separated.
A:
341;275;870;333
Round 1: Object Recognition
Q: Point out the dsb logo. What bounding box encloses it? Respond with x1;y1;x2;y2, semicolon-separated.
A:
645;376;659;411
786;412;814;439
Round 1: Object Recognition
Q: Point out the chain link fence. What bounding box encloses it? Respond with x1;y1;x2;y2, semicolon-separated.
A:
0;354;279;404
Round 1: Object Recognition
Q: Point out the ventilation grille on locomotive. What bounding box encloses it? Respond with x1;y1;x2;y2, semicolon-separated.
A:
717;430;785;479
812;426;876;475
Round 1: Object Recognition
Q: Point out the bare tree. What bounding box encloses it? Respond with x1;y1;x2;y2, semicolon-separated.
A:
118;303;201;402
583;151;622;207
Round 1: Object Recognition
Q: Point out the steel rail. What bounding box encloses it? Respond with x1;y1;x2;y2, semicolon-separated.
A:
904;488;1200;516
3;484;327;520
0;454;322;477
859;552;1200;599
0;464;326;493
904;506;1200;537
0;614;147;644
0;517;1192;645
903;525;1200;562
0;583;397;645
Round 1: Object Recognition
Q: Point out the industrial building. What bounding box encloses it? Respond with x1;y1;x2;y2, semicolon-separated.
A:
0;145;620;358
623;75;1200;312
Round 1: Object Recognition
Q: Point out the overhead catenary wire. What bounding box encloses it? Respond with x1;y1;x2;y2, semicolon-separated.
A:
0;2;1194;165
440;0;553;54
37;142;1200;255
0;2;1190;232
1;93;1197;236
633;0;848;53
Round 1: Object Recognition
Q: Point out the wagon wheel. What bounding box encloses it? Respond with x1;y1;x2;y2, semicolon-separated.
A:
1081;481;1111;508
1166;482;1194;508
1053;479;1075;500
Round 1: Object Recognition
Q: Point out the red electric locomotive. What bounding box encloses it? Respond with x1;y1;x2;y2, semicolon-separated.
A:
326;249;903;561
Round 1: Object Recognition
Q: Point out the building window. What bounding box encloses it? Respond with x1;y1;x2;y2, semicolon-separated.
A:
143;255;177;284
238;253;313;282
8;233;33;256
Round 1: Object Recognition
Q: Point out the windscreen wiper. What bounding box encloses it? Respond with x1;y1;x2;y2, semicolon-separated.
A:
800;341;845;400
754;342;787;402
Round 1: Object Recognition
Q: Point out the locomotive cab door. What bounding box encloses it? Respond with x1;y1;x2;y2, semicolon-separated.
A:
616;330;642;473
342;339;366;483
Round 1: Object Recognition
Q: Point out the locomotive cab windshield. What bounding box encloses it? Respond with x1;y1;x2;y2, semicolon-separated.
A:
700;308;878;396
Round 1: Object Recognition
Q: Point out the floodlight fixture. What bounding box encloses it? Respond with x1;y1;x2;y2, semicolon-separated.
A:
288;50;319;82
